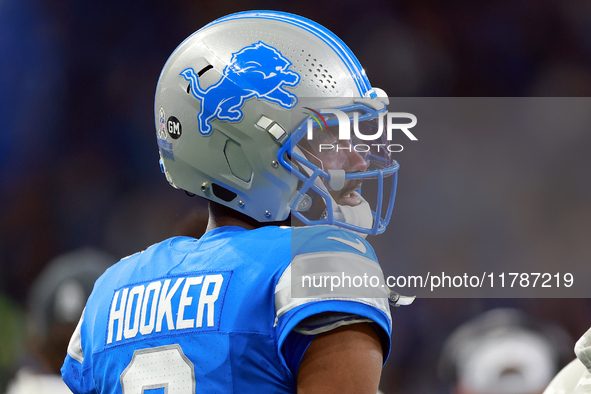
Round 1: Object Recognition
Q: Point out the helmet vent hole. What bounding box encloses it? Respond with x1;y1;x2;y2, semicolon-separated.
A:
186;65;213;94
198;64;213;76
212;183;237;202
278;47;338;94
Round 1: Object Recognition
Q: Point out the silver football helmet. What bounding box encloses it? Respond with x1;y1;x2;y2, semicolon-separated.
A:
155;11;399;234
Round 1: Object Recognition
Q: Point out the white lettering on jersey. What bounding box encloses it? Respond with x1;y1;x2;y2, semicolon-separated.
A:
176;276;203;329
124;285;145;339
326;236;367;254
106;275;225;345
139;281;162;335
107;288;129;344
156;278;184;332
196;274;224;327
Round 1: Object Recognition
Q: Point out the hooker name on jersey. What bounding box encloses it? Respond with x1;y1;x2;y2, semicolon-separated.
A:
106;271;231;346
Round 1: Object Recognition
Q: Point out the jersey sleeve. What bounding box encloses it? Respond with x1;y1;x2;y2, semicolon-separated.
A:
274;227;393;377
61;309;97;394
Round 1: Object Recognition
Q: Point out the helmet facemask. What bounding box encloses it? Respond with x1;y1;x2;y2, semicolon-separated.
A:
280;97;399;235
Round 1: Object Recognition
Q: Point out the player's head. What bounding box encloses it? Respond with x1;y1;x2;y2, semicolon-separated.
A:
155;11;399;235
438;308;571;394
27;248;114;373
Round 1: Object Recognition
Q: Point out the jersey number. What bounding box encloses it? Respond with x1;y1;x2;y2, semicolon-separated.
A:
120;344;195;394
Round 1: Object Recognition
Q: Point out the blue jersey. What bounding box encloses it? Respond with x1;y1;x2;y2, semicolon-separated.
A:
61;225;392;393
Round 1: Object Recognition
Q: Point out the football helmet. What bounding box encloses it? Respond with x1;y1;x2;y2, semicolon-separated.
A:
155;10;399;234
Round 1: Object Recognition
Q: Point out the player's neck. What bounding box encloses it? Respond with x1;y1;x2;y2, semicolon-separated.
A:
205;201;262;232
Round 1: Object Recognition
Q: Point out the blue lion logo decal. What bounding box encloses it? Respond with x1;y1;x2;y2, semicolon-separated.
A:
180;41;301;135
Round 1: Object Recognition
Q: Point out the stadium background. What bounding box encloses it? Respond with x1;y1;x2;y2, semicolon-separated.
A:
2;0;591;392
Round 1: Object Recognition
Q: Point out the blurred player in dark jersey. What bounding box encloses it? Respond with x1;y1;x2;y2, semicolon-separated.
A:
8;248;113;394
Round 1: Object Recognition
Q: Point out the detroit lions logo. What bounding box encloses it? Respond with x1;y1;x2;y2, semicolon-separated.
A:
180;41;301;135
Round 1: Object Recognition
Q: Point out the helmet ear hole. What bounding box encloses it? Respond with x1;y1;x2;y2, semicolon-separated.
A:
212;183;237;202
224;140;252;182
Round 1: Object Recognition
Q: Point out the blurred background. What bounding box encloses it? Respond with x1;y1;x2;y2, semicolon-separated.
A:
2;0;591;393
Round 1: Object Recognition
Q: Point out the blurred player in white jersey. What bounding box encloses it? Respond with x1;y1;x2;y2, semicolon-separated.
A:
544;327;591;394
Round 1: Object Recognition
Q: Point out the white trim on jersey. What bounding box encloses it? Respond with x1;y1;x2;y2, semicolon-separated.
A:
274;251;391;326
67;308;85;363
